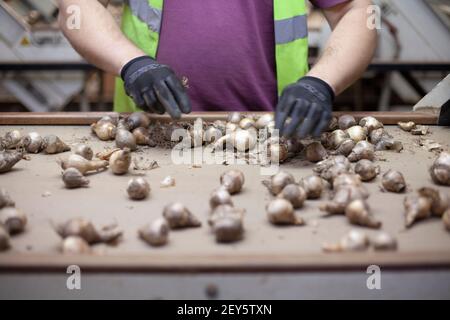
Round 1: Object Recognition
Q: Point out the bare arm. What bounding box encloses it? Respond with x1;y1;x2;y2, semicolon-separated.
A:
307;0;377;95
57;0;145;75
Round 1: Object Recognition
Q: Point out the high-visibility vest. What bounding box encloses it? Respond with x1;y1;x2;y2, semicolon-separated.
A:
114;0;309;112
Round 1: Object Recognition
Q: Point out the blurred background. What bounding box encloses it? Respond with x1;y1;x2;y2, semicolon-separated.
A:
0;0;449;113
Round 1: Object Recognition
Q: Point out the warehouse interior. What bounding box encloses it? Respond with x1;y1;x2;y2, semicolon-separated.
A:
0;0;450;301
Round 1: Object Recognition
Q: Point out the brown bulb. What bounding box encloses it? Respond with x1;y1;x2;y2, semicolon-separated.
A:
404;195;432;228
347;141;375;162
381;170;406;193
354;159;380;182
359;116;383;133
42;135;71;154
443;209;450;231
306;142;327;163
213;215;244;243
115;129;137;151
1;130;22;149
0;150;24;173
323;229;369;253
62;168;90;189
264;171;295;195
372;232;397;251
127;112;151;130
299;175;323;199
338;115;357;130
277;184;306;209
417;187;449;217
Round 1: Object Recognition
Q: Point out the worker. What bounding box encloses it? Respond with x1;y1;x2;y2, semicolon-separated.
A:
57;0;376;137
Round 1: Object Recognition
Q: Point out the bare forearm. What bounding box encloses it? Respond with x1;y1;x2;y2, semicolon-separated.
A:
308;0;377;95
57;0;145;75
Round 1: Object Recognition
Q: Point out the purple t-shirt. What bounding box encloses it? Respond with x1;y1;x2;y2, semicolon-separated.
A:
157;0;348;112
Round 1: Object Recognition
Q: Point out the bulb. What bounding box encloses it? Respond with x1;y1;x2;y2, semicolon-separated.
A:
239;117;255;130
209;188;233;209
346;125;368;142
55;217;122;244
60;154;108;175
267;142;289;164
127;177;150;200
417;187;449;217
109;148;131;175
277;184;306;209
321;185;368;215
305;142;327;163
345;199;382;229
62;168;90;189
0;207;27;235
73;144;93;160
372;232;397;251
139;218;170;247
328;130;350;150
265;171;295;195
255;113;274;129
398;121;416;132
266;198;304;226
62;236;92;254
323;229;369;252
162;202;201;229
354;159;380;182
338;115;357;130
115;129;137;151
21;132;43;153
227;112;242;124
160;175;176;188
404;195;432;228
347;141;375;162
332;139;356;157
381;170;406;193
220;170;245;194
126;112;151;130
299;175;323;199
359;116;383;133
133;127;156;147
231;129;257;152
204;126;223;144
1;130;22;149
429;152;450;186
213;215;244;243
42;135;71;154
91;121;117;141
0;150;24;173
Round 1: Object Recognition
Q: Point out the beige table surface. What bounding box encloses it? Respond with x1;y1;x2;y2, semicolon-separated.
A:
0;124;449;272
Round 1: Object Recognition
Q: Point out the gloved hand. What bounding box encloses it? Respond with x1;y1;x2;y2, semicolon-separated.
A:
275;76;334;138
121;56;191;119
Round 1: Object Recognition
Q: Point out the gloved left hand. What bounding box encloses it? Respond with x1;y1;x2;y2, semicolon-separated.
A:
275;76;334;138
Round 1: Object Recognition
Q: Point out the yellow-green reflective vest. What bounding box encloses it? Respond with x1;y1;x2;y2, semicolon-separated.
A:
115;0;309;112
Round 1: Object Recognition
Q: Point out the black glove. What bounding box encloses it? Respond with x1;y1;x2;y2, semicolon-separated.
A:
275;76;334;138
121;56;191;119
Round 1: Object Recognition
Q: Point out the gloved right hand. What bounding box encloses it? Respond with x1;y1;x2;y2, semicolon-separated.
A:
121;56;191;119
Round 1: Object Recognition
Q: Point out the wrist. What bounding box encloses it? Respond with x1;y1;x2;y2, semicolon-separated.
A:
298;76;335;103
120;55;156;81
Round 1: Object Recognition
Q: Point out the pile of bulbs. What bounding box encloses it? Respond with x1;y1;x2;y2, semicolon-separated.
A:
0;188;27;251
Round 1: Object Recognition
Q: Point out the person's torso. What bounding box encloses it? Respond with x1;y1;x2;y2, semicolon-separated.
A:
156;0;278;112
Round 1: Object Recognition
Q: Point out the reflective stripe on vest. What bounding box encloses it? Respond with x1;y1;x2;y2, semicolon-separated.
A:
114;0;308;112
